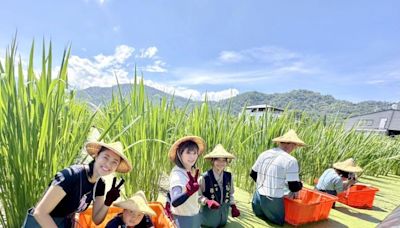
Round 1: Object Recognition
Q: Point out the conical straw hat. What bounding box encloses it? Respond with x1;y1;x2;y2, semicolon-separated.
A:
204;144;236;160
168;136;206;162
272;129;306;146
114;191;156;217
333;158;363;173
85;141;132;173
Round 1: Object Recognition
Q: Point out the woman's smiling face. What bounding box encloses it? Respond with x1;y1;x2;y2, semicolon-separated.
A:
94;149;121;177
180;148;199;170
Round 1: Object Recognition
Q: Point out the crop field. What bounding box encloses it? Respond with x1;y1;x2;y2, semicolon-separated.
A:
1;41;399;227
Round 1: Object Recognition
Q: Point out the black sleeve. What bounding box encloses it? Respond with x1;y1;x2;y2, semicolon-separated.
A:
105;215;124;228
138;215;153;227
288;181;303;192
250;169;258;182
95;178;106;197
170;186;190;207
50;167;77;194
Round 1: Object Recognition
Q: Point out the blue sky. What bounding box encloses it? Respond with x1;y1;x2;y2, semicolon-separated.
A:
1;0;400;102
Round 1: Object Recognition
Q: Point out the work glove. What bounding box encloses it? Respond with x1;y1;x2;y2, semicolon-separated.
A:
231;204;240;217
205;199;220;209
164;201;174;221
104;177;124;206
185;169;200;196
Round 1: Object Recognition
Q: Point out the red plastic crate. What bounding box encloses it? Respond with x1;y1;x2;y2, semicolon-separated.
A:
284;188;338;226
338;184;379;209
75;202;175;228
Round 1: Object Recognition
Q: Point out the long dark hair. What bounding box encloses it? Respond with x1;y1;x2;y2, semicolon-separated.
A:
175;141;199;169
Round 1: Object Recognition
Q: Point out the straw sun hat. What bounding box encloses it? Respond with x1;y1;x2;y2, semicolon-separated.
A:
333;158;363;173
204;144;236;161
168;136;206;162
272;129;307;147
114;191;156;217
85;141;132;173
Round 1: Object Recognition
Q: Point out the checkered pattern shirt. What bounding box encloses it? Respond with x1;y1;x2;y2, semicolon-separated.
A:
252;148;300;198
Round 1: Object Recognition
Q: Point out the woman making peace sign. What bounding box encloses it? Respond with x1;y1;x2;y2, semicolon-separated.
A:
23;141;132;228
168;136;214;228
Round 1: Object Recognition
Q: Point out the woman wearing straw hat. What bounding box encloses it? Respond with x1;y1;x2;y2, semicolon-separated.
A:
316;158;362;197
23;141;132;228
250;129;305;226
168;136;205;228
105;191;156;228
199;144;241;228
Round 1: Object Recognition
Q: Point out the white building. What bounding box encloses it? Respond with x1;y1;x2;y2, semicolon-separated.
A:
244;104;284;120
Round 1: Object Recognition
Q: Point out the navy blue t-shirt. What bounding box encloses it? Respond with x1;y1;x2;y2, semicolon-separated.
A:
105;213;154;228
49;164;105;217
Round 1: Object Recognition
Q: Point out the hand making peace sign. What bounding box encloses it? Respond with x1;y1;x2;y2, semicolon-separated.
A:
185;169;200;196
104;177;125;206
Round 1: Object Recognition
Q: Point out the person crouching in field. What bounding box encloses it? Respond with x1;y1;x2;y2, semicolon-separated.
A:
250;130;306;226
168;136;205;228
315;158;362;197
105;191;156;228
199;144;240;228
23;141;132;228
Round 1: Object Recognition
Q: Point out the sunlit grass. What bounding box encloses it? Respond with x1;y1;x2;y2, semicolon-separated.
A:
1;38;399;227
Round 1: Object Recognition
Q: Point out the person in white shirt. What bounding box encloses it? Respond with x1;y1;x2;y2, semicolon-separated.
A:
168;136;205;228
250;129;306;226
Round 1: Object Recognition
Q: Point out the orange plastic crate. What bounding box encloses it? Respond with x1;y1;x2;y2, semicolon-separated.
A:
284;188;338;226
338;184;379;209
75;202;175;228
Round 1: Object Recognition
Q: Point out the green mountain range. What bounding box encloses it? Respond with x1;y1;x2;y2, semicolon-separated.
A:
76;84;398;121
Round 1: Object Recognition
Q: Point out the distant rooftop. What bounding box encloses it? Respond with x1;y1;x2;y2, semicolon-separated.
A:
245;104;284;111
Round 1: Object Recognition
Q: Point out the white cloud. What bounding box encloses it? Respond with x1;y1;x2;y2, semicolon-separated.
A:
202;89;239;101
68;55;131;88
366;80;385;85
143;80;238;101
67;44;167;89
361;59;400;85
143;60;167;73
93;45;134;69
171;61;319;86
272;61;317;75
138;47;158;59
179;46;320;86
218;46;300;64
68;46;136;88
218;51;245;63
83;0;108;5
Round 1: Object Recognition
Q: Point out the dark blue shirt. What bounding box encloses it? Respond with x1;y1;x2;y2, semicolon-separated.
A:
49;165;105;217
105;213;153;228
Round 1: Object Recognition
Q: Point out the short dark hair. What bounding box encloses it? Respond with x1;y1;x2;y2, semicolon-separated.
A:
334;168;350;178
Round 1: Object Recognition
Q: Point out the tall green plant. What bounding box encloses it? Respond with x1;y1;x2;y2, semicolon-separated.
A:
1;38;399;228
0;39;95;227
